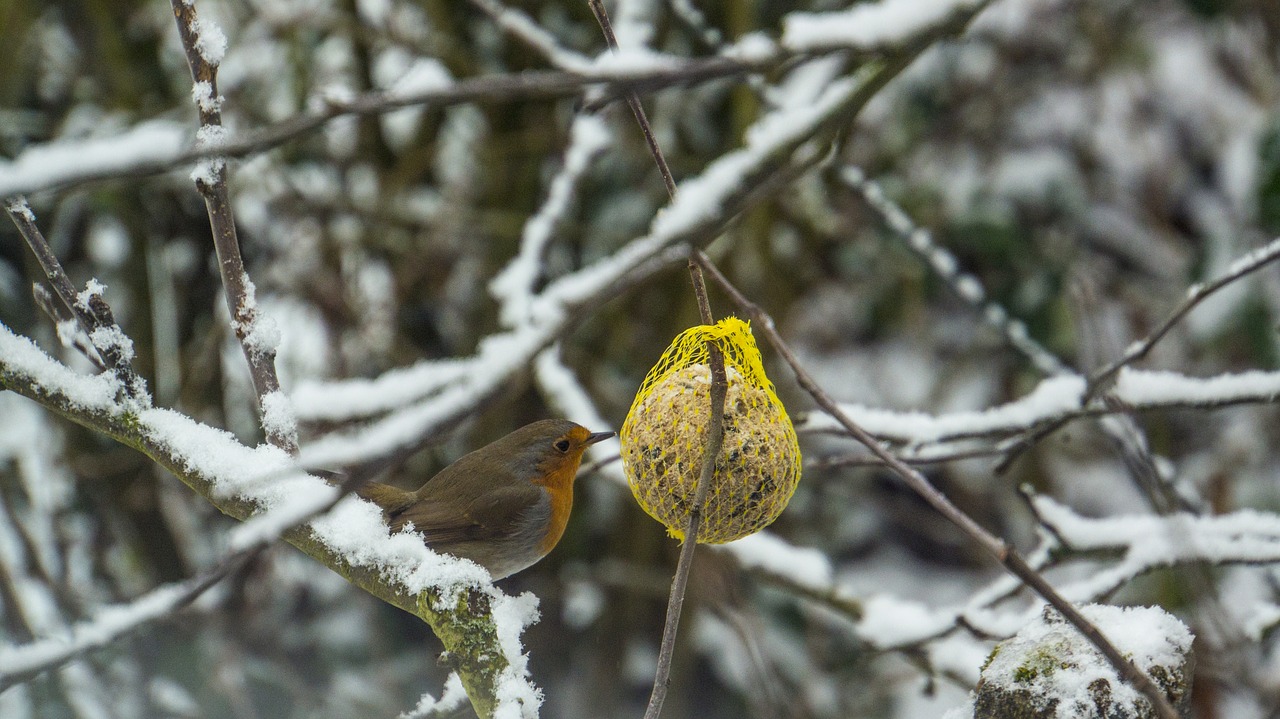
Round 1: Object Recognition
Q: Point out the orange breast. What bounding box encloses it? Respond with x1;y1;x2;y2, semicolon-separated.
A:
532;461;578;554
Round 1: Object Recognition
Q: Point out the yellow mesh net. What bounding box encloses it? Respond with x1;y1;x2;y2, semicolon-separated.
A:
620;317;802;543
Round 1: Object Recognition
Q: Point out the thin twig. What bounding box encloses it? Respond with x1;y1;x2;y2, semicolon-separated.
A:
840;168;1069;376
692;249;1182;719
169;0;297;453
588;0;678;199
5;199;147;401
584;3;725;716
1088;235;1280;398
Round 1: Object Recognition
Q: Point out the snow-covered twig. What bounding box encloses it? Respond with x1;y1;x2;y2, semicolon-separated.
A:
0;64;747;199
1031;495;1280;605
0;463;376;690
692;249;1182;719
0;550;243;691
0;0;998;201
295;54;881;469
840;167;1069;376
467;0;590;70
5;199;148;403
169;0;296;453
1089;235;1280;397
800;367;1280;448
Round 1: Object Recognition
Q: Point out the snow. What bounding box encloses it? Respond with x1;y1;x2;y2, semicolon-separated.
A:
803;374;1086;443
259;390;298;445
233;273;282;358
190;80;223;114
489;592;543;718
1114;367;1280;406
857;594;956;648
74;278;107;311
228;477;338;549
476;0;589;71
387;58;453;99
0;319;544;707
490;114;611;328
1221;235;1280;281
720;531;834;591
723;32;779;63
190;124;228;185
586;46;681;76
190;16;227;66
292;359;471;421
782;0;982;50
5;197;36;222
400;673;467;719
295;78;865;461
0;120;189;198
88;325;136;364
87;216;131;268
561;579;605;629
0;323;123;411
0;581;196;681
981;604;1192;718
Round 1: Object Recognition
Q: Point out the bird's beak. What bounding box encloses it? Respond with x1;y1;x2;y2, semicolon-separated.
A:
585;431;615;445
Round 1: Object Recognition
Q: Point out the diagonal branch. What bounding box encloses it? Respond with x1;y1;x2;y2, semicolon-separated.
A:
692;249;1182;719
0;324;531;719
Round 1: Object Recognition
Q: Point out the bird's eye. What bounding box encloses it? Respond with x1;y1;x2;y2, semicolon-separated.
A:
554;439;571;453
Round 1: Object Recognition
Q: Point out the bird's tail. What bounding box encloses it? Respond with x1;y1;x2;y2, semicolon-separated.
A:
355;482;416;517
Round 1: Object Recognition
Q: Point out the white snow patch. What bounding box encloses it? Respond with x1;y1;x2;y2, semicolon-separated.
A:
190;16;228;66
783;0;981;50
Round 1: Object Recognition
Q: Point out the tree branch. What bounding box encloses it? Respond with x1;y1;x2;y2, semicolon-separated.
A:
0;325;526;719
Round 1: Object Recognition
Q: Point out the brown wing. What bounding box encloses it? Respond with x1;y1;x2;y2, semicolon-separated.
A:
389;482;545;547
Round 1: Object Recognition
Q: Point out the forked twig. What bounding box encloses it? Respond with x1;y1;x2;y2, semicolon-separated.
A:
5;199;147;401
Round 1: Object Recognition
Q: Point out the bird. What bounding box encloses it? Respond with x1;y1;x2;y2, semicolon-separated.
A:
357;419;614;579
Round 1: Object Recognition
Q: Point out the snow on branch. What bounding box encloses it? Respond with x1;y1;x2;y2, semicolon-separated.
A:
490;114;612;328
781;0;991;52
0;0;998;202
1090;235;1280;395
800;367;1280;449
0;322;540;719
5;199;149;404
841;167;1069;376
0;555;235;690
296;63;888;469
1032;495;1280;602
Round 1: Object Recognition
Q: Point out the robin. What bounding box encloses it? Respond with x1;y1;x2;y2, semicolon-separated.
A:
357;419;614;579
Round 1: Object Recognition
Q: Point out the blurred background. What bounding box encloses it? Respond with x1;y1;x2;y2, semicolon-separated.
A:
2;0;1280;717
